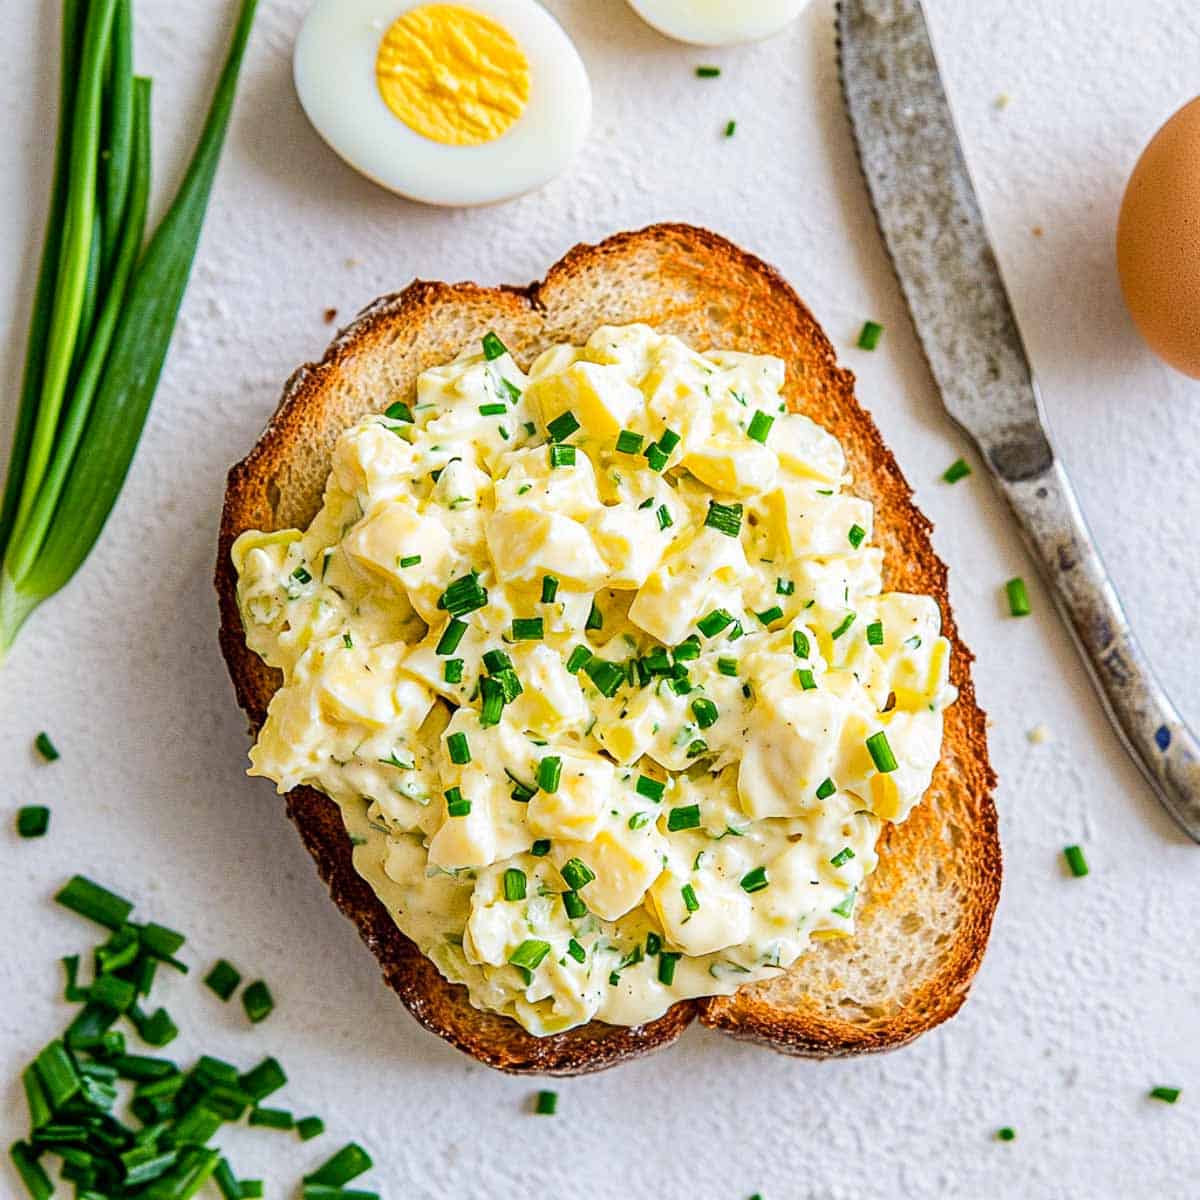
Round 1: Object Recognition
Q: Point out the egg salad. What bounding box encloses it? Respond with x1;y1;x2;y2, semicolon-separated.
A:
233;324;956;1036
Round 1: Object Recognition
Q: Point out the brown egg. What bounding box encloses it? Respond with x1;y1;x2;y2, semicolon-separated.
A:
1117;96;1200;378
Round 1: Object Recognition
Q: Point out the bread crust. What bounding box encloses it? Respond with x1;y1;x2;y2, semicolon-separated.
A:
215;224;1000;1074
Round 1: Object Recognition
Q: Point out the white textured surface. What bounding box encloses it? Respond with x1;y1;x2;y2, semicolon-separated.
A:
2;1;1198;1196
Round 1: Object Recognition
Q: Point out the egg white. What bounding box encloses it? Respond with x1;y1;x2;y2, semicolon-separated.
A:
627;0;811;46
294;0;592;207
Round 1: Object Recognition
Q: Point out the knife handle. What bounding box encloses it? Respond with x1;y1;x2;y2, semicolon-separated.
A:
999;460;1200;841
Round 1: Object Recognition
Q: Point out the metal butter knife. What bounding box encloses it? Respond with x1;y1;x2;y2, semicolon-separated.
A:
836;0;1200;840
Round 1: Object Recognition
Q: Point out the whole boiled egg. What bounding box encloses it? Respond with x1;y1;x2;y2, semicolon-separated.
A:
627;0;812;46
294;0;592;206
1116;95;1200;378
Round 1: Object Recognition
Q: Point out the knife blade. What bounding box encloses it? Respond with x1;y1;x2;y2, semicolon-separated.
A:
837;0;1200;840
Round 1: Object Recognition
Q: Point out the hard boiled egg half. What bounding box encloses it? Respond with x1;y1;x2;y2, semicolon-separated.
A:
627;0;812;46
294;0;592;206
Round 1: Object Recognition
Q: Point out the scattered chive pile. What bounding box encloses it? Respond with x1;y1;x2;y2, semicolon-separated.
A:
0;0;259;659
11;875;365;1200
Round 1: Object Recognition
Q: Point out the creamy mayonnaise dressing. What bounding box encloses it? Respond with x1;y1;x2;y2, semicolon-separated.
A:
233;324;955;1035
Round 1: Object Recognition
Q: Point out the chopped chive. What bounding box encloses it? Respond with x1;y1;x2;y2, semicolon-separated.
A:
565;644;592;674
481;332;507;361
297;1115;326;1140
482;649;513;674
508;939;552;973
848;523;867;549
11;1142;53;1200
857;320;884;350
628;811;652;830
681;883;700;912
511;617;544;641
615;429;643;454
561;858;595;891
656;503;673;531
249;1106;293;1129
241;980;274;1024
1149;1086;1181;1104
815;778;837;800
686;738;708;757
643;443;669;472
303;1188;378;1200
776;577;794;595
537;756;562;793
34;732;60;762
796;668;817;690
740;866;769;893
546;411;580;442
17;806;50;838
667;804;701;832
792;629;810;658
1006;576;1031;617
747;410;774;443
239;1056;286;1101
567;938;586;962
55;875;134;930
658;951;681;985
443;658;464;684
439;573;488;617
830;846;855;867
396;555;422;571
479;677;505;726
638;496;654;509
503;868;527;902
943;457;972;483
724;118;736;137
1063;845;1089;878
35;1039;81;1108
132;1005;178;1046
436;618;468;657
549;443;576;468
304;1142;374;1187
540;575;559;603
291;565;312;585
586;600;604;631
996;1126;1017;1141
584;657;625;698
657;427;681;453
636;775;665;802
535;1089;558;1115
500;377;521;403
691;698;719;729
704;500;742;537
830;612;856;639
756;605;784;627
696;65;721;77
717;656;738;676
866;620;884;646
445;787;471;817
507;768;536;802
866;730;899;773
384;400;414;423
562;890;588;919
672;636;701;662
530;839;551;856
697;608;733;637
446;732;471;765
478;402;507;416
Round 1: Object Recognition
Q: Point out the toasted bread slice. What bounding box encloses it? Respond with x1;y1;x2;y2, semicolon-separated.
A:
216;224;999;1074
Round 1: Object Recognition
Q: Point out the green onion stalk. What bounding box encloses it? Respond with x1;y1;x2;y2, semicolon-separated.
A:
0;0;259;660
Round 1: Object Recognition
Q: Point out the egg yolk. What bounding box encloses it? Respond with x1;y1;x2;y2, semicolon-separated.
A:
375;4;530;147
